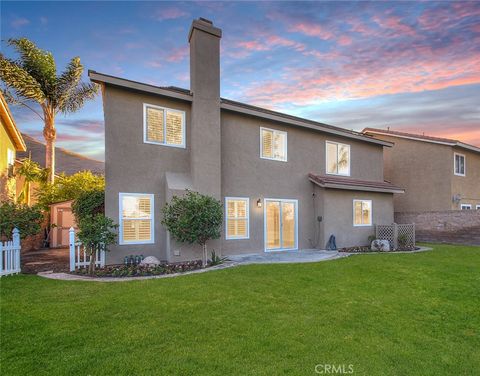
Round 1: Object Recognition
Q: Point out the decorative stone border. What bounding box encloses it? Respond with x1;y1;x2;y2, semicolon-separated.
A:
36;246;433;282
38;262;239;282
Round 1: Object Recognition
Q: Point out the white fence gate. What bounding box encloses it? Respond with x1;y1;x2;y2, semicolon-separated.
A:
69;227;105;272
1;228;21;277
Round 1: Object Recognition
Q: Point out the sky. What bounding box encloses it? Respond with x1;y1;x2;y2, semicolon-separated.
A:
1;1;479;161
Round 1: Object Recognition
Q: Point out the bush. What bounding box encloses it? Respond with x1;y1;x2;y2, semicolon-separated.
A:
72;189;105;223
162;190;222;266
76;214;117;275
36;171;105;209
0;202;43;239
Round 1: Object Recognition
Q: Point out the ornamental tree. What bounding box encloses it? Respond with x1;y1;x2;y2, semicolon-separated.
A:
161;190;222;267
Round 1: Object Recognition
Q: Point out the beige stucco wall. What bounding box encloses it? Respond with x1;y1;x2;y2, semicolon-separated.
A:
376;135;453;212
451;147;480;209
102;85;394;263
321;189;394;248
103;86;192;263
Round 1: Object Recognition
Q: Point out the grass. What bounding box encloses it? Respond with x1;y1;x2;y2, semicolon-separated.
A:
1;243;479;375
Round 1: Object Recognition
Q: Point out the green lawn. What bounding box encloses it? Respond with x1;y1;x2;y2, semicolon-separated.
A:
1;244;479;375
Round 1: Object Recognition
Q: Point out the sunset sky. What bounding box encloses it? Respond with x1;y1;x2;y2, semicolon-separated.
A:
2;1;479;161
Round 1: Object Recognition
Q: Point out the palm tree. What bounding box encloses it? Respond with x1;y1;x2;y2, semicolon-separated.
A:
0;38;97;183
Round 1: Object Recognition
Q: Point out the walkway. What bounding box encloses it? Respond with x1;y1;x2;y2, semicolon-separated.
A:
228;249;346;264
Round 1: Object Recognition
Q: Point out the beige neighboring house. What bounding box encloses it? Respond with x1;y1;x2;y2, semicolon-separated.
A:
0;92;27;202
89;18;404;264
362;128;480;211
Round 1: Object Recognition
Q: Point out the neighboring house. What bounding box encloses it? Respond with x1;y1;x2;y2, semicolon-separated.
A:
90;18;404;263
362;128;480;211
0;92;27;201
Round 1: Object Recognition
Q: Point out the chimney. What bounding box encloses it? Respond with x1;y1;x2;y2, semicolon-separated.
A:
188;18;222;198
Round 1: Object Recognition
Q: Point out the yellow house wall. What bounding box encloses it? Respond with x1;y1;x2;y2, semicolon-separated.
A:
0;117;16;201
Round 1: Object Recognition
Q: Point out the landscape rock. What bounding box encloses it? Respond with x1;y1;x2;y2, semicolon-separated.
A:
371;239;390;252
140;256;161;266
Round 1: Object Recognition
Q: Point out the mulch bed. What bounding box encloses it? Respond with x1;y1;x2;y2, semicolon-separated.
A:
21;248;70;274
71;260;204;278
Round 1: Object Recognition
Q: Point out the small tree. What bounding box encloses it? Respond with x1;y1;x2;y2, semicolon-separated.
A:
76;214;117;275
72;189;116;275
162;190;222;267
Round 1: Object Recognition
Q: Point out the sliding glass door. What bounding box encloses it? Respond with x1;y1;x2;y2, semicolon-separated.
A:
265;199;298;251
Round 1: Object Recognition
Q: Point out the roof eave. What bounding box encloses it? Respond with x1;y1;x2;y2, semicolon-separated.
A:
0;95;27;152
308;177;405;194
221;102;393;147
88;70;193;102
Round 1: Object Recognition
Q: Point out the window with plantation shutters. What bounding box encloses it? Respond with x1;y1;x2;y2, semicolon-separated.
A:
144;104;185;148
260;127;287;161
119;193;154;244
353;200;372;227
225;197;249;240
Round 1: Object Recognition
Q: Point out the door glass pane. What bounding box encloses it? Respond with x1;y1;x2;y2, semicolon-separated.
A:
282;202;295;249
266;201;280;249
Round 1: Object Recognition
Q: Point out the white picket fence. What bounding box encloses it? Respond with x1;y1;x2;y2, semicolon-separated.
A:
0;228;21;277
69;227;105;272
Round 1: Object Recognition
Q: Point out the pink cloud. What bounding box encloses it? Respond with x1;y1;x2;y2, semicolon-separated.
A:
288;21;334;40
154;7;188;21
166;46;188;62
337;35;352;46
373;14;416;36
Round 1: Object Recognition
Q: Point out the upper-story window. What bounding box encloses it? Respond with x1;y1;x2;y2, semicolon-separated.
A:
260;127;287;162
461;204;472;210
326;141;350;176
143;103;185;148
454;153;465;176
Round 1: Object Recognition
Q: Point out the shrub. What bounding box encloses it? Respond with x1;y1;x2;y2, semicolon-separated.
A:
209;250;228;266
162;190;222;266
72;189;105;222
0;202;43;239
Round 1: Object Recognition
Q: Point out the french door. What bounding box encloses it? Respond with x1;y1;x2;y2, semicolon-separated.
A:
264;199;298;251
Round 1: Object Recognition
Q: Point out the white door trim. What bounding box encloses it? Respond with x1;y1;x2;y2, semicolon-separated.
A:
264;198;298;252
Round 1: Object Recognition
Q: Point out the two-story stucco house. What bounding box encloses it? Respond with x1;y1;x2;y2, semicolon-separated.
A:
89;18;404;263
363;128;480;212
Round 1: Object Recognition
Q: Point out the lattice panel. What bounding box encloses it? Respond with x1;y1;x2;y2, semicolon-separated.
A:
376;223;416;250
397;224;415;248
376;225;394;249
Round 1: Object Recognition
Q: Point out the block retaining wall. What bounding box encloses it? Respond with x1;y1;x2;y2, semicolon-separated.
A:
394;211;480;246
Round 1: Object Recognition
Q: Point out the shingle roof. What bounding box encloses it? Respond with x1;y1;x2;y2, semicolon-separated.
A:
362;128;480;154
308;173;405;194
17;134;104;176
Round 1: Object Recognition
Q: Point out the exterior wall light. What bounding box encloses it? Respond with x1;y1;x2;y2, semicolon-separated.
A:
257;199;262;208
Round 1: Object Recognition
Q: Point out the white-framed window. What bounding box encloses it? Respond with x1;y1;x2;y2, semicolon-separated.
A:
353;199;372;226
454;153;465;176
225;197;249;239
476;205;480;210
119;193;154;245
326;141;350;176
260;127;287;162
7;149;14;166
461;204;472;210
143;103;186;148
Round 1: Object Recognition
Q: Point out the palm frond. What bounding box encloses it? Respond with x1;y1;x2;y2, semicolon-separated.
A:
58;82;98;114
7;38;56;97
56;56;83;109
0;55;45;102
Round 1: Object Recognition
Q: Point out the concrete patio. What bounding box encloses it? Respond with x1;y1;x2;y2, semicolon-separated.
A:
227;249;347;264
